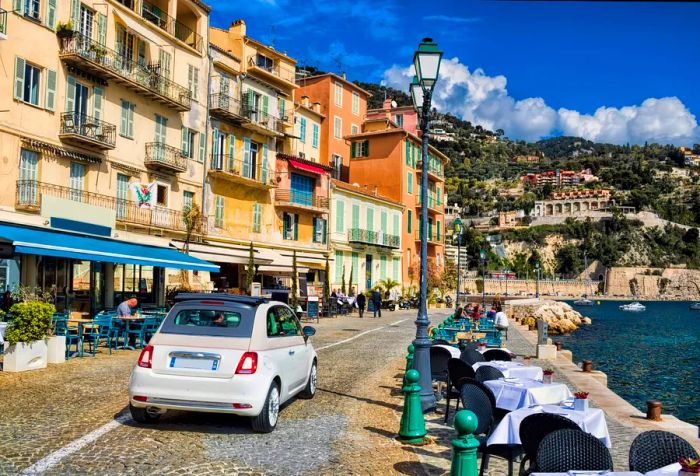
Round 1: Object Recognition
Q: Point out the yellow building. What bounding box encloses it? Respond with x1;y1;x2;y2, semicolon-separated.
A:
293;96;324;163
0;0;215;313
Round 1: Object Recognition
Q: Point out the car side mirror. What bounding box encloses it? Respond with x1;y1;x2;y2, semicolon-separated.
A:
302;326;316;341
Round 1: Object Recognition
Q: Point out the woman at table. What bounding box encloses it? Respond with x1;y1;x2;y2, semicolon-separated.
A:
453;306;465;321
470;304;482;320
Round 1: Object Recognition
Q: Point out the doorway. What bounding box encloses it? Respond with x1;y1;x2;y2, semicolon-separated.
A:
365;254;372;290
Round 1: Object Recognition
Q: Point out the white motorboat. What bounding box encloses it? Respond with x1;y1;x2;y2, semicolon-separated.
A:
573;296;594;306
690;302;700;310
619;301;646;312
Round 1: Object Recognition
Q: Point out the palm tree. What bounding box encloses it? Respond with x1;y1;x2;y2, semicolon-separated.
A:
179;203;202;289
379;278;400;294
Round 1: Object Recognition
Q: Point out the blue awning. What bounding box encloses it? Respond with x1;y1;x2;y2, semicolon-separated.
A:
0;223;219;272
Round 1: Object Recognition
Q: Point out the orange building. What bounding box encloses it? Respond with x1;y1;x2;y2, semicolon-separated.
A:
345;119;448;284
295;73;371;180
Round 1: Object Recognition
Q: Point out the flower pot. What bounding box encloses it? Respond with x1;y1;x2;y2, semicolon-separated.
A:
679;471;700;476
46;335;66;364
574;398;589;412
3;340;48;372
56;29;75;39
543;373;554;384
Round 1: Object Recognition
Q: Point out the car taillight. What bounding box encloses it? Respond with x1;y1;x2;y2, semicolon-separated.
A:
235;352;258;375
133;395;148;402
138;344;154;368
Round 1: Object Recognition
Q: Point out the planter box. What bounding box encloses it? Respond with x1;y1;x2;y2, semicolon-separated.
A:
3;340;48;372
47;335;66;364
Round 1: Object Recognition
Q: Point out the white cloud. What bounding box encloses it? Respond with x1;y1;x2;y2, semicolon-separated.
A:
383;58;700;145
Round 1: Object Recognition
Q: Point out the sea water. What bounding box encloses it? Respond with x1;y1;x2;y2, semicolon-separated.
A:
557;300;700;425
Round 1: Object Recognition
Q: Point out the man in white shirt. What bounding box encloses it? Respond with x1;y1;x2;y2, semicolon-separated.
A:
494;305;509;340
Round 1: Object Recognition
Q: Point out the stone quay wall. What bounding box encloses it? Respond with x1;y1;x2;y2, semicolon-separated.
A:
462;278;599;297
605;266;700;298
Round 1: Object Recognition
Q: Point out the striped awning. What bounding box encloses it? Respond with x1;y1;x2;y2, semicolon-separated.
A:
22;138;102;164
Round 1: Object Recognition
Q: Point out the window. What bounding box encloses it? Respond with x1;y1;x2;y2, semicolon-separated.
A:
335;199;344;232
18;149;39;205
313;217;327;243
183;191;194;210
214;196;224;228
79;5;94;40
437;221;441;241
188;65;199;101
299;117;307;143
407;172;413;194
252;203;262;233
173;309;242;329
120;100;135;138
352;91;360;115
181;127;196;159
394;114;403;127
334;116;342;139
283;212;298;240
407;210;412;233
351;124;359;135
18;61;41;106
351;140;369;158
155;114;167;143
25;0;40;20
334;82;343;107
312;124;319;149
332;155;343;180
256;54;274;71
335;250;344;282
116;173;129;219
156;184;168;206
266;306;301;337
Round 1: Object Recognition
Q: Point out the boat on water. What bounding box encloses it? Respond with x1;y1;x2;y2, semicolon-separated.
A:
690;302;700;310
620;302;646;312
574;296;594;306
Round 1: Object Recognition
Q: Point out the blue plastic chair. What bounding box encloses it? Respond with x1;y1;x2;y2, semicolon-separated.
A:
80;322;100;357
125;319;148;349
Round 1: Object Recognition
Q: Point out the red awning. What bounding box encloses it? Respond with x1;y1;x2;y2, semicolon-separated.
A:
288;159;325;175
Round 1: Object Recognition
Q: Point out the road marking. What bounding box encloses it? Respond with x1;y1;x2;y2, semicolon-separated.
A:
316;319;408;351
21;414;131;475
21;318;408;474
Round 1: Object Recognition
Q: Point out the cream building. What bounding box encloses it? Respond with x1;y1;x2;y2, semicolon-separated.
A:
293;96;323;164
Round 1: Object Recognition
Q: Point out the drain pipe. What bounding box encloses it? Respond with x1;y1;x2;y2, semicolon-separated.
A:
200;15;213;237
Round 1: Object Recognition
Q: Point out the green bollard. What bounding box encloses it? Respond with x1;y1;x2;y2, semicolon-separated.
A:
398;369;427;444
405;344;415;373
450;410;480;476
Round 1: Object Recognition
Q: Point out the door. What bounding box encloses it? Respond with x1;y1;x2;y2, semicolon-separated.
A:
79;5;93;40
69;162;85;202
19;149;38;206
116;173;129;219
74;82;89;129
248;142;258;180
290;173;314;206
154;114;167;162
365;254;373;290
266;305;307;398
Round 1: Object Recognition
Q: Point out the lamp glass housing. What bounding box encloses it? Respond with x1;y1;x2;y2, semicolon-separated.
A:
413;38;443;89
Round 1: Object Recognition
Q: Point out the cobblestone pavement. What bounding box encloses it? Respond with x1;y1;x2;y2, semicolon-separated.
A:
0;309;451;475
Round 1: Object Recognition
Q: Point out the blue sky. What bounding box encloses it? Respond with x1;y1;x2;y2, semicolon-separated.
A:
208;0;700;144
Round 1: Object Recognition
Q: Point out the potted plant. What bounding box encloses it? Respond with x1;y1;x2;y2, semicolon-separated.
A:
573;391;589;412
3;298;56;372
56;21;74;39
543;368;555;384
679;457;700;476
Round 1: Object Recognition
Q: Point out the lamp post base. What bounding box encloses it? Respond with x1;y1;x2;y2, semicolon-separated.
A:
412;332;437;414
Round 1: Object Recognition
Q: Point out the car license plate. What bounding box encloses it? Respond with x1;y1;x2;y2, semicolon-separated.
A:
169;357;219;371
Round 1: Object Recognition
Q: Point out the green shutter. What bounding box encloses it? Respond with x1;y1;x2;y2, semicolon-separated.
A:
381;210;387;232
92;86;103;119
322;218;327;244
312;217;318;242
352;204;359;228
405;140;410;165
228;134;235;171
65;75;76;112
14;56;25;100
120;101;128;135
437;187;441;205
293;214;299;240
242;137;251;177
198;131;206;162
97;13;106;45
352;252;359;285
407;172;413;194
363;140;369;156
429;219;433;240
437;221;441;241
159;49;172;78
392;214;399;237
350;142;356;158
246;89;254;108
380;255;387;280
261;143;268;183
45;0;56;29
393;258;399;281
211;128;219;168
335;200;344;232
128;103;135;137
279;97;285;119
335;250;343;282
181;127;189;156
12;0;24;13
407;210;412;233
45;69;57;111
366;208;374;232
253;203;261;232
70;0;80;29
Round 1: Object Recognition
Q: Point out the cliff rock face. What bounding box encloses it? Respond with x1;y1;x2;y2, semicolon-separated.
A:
509;300;591;335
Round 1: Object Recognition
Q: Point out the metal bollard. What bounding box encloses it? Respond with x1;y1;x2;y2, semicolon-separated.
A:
646;400;662;421
450;410;480;476
404;344;415;385
398;369;427;444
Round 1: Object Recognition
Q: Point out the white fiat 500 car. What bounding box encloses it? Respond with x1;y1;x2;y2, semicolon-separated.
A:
128;293;317;433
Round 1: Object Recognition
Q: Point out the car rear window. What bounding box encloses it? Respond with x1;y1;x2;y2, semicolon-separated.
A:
159;304;255;337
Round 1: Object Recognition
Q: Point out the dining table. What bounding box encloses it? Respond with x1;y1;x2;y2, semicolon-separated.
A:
488;403;611;448
484;378;574;411
473;361;544;381
531;468;680;476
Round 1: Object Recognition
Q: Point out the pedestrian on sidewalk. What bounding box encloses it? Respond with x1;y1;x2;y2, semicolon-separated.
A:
371;289;382;318
494;304;509;340
356;292;366;318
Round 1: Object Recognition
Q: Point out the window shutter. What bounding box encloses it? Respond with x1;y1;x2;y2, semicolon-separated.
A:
14;57;25;101
92;86;103;119
437;221;441;241
97;13;106;44
187;65;194;96
322;219;327;244
293;214;299;240
120;101;128;135
335;200;344;232
12;0;23;13
405;140;410;165
253;203;261;232
128;103;135;138
181;127;189;156
381;211;387;233
437;187;441;205
393;214;399;237
70;0;80;29
407;172;412;194
45;69;57;111
407;210;412;233
65;75;76;112
278;97;285;119
366;208;374;232
312;217;318;242
352;204;359;228
228;134;235;171
246;89;254;108
261;143;268;183
363;140;369;156
211;128;219;169
242;137;251;177
198;131;206;162
159;49;172;78
115;24;124;55
45;0;56;29
193;67;199;100
262;95;269;116
283;213;290;239
350;142;356;158
312;124;319;148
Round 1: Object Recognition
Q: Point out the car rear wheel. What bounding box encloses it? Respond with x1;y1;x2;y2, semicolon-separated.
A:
298;362;317;399
129;404;162;424
251;382;280;433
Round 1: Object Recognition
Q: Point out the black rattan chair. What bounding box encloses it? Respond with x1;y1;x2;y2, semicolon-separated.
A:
518;413;583;475
444;358;476;423
536;428;613;473
430;346;452;385
459;340;479;351
460;348;486;365
432;339;450;345
460;381;523;476
475;365;505;383
483;348;512;362
628;430;699;473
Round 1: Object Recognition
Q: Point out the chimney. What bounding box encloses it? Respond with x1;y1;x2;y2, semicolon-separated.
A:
230;19;246;37
383;98;392;110
301;95;310;107
342;72;346;80
312;102;321;113
374;186;378;196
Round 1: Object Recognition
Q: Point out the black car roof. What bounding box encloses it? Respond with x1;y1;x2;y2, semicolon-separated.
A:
173;293;269;306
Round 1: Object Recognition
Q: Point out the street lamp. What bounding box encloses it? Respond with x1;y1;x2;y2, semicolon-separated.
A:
453;216;463;309
535;261;541;298
503;267;510;297
480;249;487;307
410;37;443;414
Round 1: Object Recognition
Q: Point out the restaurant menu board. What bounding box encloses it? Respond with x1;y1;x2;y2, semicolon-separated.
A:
307;296;319;319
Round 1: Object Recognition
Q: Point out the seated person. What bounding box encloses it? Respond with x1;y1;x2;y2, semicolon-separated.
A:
212;312;226;327
453;306;464;320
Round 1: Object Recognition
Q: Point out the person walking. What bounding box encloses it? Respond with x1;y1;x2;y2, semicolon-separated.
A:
356;292;366;318
371;289;382;318
494;304;509;340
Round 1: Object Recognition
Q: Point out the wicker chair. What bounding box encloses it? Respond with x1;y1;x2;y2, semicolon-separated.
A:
444;358;476;423
460;348;486;365
459;341;479;351
628;430;699;473
429;346;452;385
536;429;613;473
432;339;450;345
460;381;523;476
518;413;583;475
483;348;512;362
475;365;505;383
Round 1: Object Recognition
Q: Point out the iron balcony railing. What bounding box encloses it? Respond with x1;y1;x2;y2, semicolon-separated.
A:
415;230;441;244
416;194;443;211
59;112;116;149
59;32;191;110
248;57;296;84
416;160;445;179
210;93;243;119
240;103;284;134
209;154;275;186
0;8;7;36
141;0;203;53
145;142;187;172
15;180;203;233
274;189;329;210
348;228;400;249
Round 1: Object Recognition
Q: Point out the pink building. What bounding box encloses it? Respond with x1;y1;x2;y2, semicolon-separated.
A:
366;99;419;136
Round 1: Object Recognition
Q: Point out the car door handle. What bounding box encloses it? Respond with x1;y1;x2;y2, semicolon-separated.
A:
288;350;295;355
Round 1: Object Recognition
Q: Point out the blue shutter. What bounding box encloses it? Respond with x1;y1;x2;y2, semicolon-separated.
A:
228;134;235;171
45;69;57;112
14;57;25;100
243;138;251;177
211;128;219;169
262;143;268;184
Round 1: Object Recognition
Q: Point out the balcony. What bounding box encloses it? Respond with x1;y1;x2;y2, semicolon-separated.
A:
59;32;191;111
141;0;203;53
209;155;275;189
414;230;442;245
416;160;445;181
144;142;187;173
348;228;400;249
415;195;444;215
59;112;116;150
240;104;284;137
15;180;203;233
0;8;7;40
274;189;329;213
210;93;247;123
246;57;296;89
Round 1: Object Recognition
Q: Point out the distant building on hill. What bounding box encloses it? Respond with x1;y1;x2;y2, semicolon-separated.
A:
365;98;419;136
512;155;540;164
680;147;700;166
520;169;599;188
532;189;615;217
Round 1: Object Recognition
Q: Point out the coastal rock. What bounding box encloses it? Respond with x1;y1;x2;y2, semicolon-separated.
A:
508;300;590;335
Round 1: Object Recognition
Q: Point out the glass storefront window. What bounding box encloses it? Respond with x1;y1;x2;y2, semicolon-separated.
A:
72;261;91;291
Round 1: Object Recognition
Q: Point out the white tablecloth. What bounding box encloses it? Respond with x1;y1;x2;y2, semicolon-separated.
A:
489;404;611;448
484;379;573;411
478;347;513;355
531;473;640;476
435;344;461;358
473;361;544;381
645;463;681;476
0;321;7;345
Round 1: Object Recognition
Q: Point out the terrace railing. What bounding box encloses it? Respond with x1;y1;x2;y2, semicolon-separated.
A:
141;0;203;52
348;228;400;248
240;103;284;134
59;112;117;149
274;189;329;210
144;142;187;172
209;154;274;186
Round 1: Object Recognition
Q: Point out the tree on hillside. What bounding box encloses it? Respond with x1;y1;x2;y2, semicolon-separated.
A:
555;244;584;278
